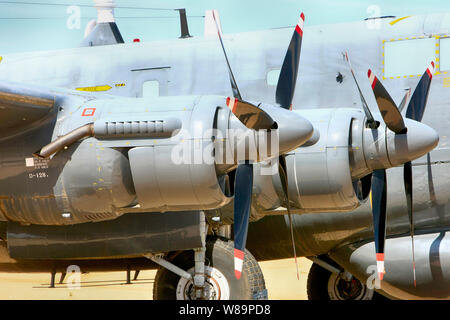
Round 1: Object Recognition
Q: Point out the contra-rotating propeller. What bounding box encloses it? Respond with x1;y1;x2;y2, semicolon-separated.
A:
274;12;305;279
367;62;434;286
212;11;307;279
345;53;435;284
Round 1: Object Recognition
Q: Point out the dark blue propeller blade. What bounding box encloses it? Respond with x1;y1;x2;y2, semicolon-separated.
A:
276;13;304;110
406;61;434;122
233;163;253;279
401;61;434;287
403;161;416;287
371;169;387;281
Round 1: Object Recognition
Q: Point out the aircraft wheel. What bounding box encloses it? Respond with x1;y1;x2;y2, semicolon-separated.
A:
153;237;267;300
307;263;381;300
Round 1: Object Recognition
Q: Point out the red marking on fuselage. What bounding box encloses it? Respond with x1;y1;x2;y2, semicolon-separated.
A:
82;108;96;117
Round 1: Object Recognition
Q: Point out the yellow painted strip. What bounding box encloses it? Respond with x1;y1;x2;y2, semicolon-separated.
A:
443;77;450;87
436;50;440;54
0;57;2;63
76;85;112;92
389;16;411;26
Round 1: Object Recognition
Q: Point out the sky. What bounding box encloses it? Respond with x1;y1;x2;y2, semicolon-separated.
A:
1;0;450;54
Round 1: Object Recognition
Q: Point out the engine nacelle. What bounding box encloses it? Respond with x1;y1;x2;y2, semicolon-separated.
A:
253;108;370;215
1;96;232;225
0;94;314;225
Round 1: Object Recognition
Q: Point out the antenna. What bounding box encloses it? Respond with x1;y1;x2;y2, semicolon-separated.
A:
94;0;116;23
176;8;192;38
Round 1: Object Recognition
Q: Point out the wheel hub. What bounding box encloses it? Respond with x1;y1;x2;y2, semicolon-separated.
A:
176;265;230;300
328;273;374;300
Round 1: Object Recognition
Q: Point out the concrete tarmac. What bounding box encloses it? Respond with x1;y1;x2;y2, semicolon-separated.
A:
0;258;312;300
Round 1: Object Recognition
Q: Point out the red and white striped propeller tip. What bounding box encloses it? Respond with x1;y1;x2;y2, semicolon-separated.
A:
376;253;385;281
234;248;244;279
295;13;305;36
426;61;435;79
226;96;238;113
368;69;377;89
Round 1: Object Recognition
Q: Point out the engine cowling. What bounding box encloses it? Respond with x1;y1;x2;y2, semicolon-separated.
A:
279;108;366;213
252;106;438;216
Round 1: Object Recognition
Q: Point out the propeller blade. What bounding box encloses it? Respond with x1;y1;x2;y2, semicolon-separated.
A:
226;97;276;130
398;88;411;113
367;69;406;134
278;156;299;279
212;10;242;100
405;61;434;122
233;162;253;279
344;52;378;128
403;161;416;287
370;169;387;281
400;61;434;287
276;13;305;110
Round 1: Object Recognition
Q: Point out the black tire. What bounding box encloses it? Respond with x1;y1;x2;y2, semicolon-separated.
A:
153;236;266;300
307;263;332;300
307;263;387;300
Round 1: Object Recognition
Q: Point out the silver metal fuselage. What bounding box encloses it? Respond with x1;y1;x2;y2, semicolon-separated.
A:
0;13;449;299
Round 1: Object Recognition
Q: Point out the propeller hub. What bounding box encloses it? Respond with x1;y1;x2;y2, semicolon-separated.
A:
259;103;314;155
363;119;439;170
386;119;439;166
226;103;313;162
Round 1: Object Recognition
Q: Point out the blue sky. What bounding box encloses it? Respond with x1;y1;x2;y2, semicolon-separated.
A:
1;0;450;54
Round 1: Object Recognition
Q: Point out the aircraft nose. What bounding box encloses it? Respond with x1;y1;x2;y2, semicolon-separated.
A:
259;104;314;155
386;119;439;166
